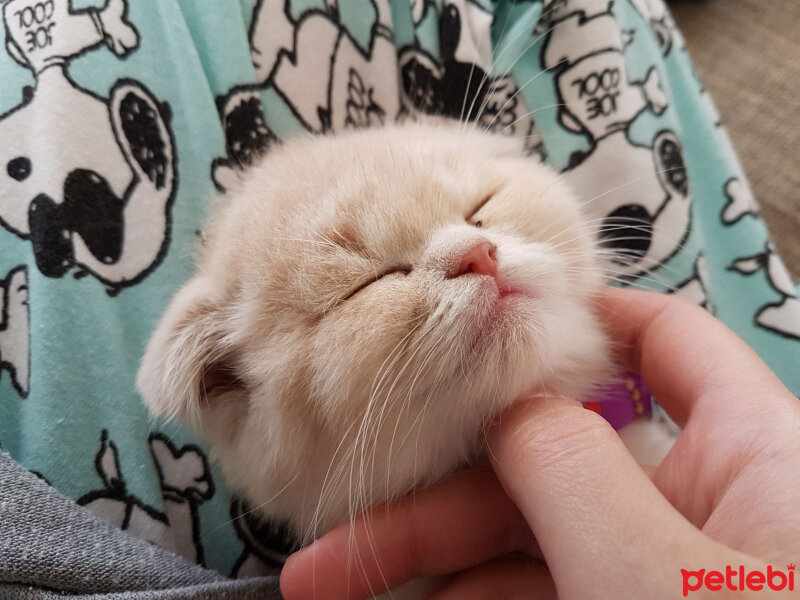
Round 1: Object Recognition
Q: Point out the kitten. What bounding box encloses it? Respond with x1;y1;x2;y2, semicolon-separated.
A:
137;120;612;548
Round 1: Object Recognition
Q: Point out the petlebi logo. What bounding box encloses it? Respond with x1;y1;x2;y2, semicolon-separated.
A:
681;564;795;596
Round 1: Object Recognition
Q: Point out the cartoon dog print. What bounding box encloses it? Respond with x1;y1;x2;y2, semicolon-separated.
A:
271;0;399;133
0;265;29;398
409;0;432;26
729;244;800;341
78;430;214;566
399;0;544;158
721;177;759;225
627;0;680;55
0;0;176;293
669;254;713;313
212;0;400;189
211;91;278;192
228;496;300;578
539;0;634;26
540;0;690;279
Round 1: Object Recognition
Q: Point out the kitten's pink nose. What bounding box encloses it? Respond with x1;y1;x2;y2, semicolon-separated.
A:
452;240;498;278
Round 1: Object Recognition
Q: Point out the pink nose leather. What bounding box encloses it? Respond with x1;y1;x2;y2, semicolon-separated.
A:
453;240;498;278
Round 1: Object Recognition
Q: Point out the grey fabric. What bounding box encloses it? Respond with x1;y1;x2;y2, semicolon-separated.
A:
0;581;279;600
0;451;281;599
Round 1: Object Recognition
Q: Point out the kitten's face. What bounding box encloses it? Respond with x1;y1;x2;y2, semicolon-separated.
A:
137;122;610;540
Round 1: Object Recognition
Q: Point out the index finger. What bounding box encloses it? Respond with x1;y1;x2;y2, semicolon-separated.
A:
595;287;789;427
279;468;537;600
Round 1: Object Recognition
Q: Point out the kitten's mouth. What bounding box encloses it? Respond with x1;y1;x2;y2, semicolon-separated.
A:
494;274;534;305
487;288;530;321
464;278;533;353
498;288;528;300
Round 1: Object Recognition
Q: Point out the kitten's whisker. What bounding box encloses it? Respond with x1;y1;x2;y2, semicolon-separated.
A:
577;214;689;228
367;321;434;505
542;223;688;252
406;327;461;492
471;12;567;126
495;103;565;138
560;265;686;294
351;322;436;596
562;256;706;291
556;243;694;273
536;213;691;257
212;471;300;534
353;317;433;521
459;6;522;131
479;66;552;134
577;167;689;210
308;313;427;545
389;337;443;505
262;234;339;250
461;4;523;130
459;62;480;127
383;335;440;501
306;418;362;545
410;345;453;489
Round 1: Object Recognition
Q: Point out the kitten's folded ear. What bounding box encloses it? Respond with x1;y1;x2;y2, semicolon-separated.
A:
137;276;243;431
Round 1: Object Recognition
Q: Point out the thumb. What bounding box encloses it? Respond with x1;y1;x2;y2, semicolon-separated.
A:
487;396;712;598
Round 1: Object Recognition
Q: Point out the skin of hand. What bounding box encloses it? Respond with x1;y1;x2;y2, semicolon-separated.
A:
280;287;800;599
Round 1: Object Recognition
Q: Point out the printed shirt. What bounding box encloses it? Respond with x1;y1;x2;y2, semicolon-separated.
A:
1;0;798;576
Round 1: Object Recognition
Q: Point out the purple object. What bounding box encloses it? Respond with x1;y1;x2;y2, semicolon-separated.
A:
583;372;652;430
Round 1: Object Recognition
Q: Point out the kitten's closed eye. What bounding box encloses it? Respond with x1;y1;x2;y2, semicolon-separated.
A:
341;265;413;302
467;193;494;227
344;190;496;304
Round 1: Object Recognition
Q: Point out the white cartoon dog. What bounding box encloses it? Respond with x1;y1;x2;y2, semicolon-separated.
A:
399;0;544;158
0;265;29;397
212;0;401;189
0;0;175;293
541;0;691;279
78;430;214;566
729;244;800;340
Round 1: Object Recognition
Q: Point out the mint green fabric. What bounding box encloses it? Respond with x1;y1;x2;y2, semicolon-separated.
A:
0;0;798;577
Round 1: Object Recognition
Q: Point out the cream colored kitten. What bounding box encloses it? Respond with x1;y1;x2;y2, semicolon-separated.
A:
137;120;612;548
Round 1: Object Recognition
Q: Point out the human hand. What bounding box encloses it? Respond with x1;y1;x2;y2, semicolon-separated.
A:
280;288;800;599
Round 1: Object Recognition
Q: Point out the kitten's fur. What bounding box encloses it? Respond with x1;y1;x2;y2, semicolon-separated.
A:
137;121;612;545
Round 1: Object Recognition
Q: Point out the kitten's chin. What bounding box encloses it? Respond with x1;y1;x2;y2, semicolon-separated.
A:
482;295;611;408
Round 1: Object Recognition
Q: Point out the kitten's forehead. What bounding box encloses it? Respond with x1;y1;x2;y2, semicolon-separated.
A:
211;123;548;293
307;127;507;253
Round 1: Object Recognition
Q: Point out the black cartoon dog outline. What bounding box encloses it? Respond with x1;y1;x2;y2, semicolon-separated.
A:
728;243;800;341
0;0;177;294
669;253;714;314
721;176;759;226
228;495;301;578
0;265;29;398
397;0;546;160
78;429;215;566
627;0;680;56
212;0;401;191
